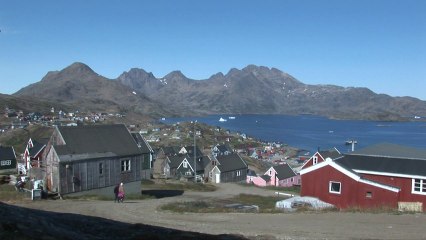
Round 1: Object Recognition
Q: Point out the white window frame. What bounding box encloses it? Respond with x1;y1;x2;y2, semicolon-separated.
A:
237;170;241;177
121;159;131;172
412;179;426;195
329;181;341;194
313;156;318;165
99;162;104;175
183;161;188;168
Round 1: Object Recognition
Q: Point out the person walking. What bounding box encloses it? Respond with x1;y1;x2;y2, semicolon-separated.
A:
118;182;125;203
113;184;119;203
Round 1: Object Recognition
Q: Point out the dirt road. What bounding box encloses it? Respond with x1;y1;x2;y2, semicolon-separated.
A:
14;183;426;240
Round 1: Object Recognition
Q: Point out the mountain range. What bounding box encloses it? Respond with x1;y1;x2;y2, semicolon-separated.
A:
9;62;426;121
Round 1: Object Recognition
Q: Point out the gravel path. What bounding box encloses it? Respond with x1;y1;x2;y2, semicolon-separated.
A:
14;183;426;240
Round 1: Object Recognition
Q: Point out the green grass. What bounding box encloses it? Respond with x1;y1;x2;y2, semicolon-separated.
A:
238;183;301;196
264;185;301;195
159;193;285;213
63;193;154;201
143;180;217;192
0;184;29;201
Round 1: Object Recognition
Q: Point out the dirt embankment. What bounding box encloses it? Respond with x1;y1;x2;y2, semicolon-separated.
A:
7;183;426;240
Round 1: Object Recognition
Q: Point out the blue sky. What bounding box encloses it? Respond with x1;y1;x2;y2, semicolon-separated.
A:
1;0;425;99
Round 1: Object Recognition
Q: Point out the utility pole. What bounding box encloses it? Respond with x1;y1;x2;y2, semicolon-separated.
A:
193;121;197;182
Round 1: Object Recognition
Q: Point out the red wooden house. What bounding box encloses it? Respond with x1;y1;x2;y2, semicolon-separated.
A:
23;138;47;169
300;143;426;211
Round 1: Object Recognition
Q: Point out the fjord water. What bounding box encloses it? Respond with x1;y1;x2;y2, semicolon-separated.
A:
161;114;426;153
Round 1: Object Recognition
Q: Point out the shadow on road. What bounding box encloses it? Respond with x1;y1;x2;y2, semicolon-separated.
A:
0;202;247;240
141;190;184;199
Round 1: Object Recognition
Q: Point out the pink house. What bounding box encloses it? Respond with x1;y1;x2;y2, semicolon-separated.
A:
252;174;271;187
252;164;300;187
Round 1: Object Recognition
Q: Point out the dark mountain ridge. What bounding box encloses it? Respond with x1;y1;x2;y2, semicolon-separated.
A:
118;64;426;120
14;62;172;117
12;62;426;121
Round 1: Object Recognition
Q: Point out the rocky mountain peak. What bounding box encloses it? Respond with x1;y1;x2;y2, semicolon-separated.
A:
242;64;270;73
63;62;96;75
164;71;187;80
119;68;156;80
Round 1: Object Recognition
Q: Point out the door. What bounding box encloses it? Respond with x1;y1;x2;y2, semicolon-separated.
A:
215;173;221;183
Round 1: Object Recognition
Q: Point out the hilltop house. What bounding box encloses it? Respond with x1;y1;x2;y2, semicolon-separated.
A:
300;143;426;211
43;124;152;196
211;144;233;157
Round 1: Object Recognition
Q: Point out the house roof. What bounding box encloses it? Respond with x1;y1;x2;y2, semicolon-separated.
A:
196;156;211;171
168;155;186;168
272;164;297;180
260;174;271;182
247;169;257;177
301;148;343;170
216;144;233;153
0;146;16;160
319;148;342;160
337;154;426;177
55;124;141;159
29;139;47;157
181;146;203;158
216;153;247;173
338;143;426;177
131;133;153;154
161;146;180;156
349;143;426;160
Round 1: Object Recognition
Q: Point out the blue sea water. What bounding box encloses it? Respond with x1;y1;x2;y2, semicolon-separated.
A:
160;114;426;153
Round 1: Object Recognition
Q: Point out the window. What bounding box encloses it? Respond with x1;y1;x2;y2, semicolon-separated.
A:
366;191;372;198
237;170;241;176
329;181;341;194
313;156;318;165
99;163;104;175
121;159;131;172
0;160;11;166
183;161;188;168
412;179;426;195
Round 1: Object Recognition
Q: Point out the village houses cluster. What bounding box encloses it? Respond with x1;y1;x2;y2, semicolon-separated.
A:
1;117;426;212
2;107;124;133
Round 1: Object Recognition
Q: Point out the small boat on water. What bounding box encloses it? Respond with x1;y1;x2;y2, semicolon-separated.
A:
219;117;227;122
228;116;236;120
